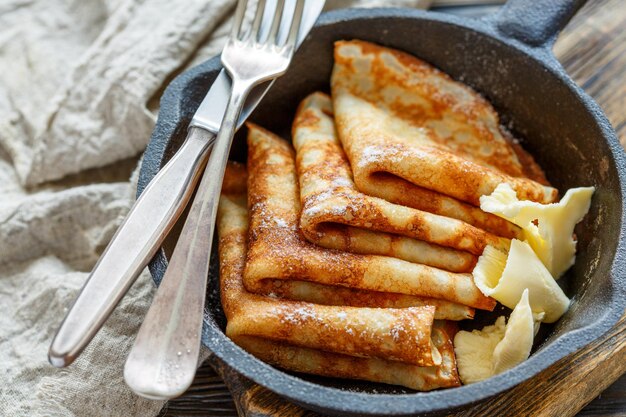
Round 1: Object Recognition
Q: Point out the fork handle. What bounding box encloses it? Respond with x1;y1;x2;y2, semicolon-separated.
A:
124;80;254;400
48;127;214;367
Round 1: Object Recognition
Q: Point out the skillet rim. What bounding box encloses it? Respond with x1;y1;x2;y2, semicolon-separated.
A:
138;7;626;415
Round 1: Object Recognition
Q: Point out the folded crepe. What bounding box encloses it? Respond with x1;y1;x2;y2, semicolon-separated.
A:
293;92;510;264
218;169;461;388
244;123;495;312
331;40;557;217
235;322;460;392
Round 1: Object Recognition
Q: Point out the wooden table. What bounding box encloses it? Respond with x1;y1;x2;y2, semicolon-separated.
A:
162;0;626;415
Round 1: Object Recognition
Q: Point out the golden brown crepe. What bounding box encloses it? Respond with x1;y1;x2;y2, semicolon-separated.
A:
256;278;474;320
214;39;563;392
243;123;495;312
236;321;461;392
293;92;511;265
331;40;557;214
218;170;461;388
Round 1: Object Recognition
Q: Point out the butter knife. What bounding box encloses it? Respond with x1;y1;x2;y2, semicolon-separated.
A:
48;0;324;368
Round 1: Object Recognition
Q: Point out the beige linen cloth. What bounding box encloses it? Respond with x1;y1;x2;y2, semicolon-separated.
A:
0;0;431;415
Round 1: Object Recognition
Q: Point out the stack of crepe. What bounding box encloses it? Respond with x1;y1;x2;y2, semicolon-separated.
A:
216;40;557;391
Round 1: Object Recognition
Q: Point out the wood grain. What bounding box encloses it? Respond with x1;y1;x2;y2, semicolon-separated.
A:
447;316;626;417
162;0;626;415
553;0;626;147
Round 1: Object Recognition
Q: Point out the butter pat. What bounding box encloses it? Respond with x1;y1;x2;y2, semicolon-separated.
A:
454;290;539;384
480;183;594;278
454;317;505;384
493;290;543;373
473;240;570;323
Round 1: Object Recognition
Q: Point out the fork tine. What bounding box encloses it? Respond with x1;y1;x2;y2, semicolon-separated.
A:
284;0;305;48
267;0;285;45
249;0;267;41
230;0;248;40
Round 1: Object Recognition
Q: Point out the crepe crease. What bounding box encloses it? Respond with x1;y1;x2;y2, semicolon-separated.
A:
244;125;494;311
218;165;461;390
293;92;507;264
213;40;562;392
331;40;557;213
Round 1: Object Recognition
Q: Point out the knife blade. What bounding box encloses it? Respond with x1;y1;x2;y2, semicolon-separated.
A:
48;0;325;368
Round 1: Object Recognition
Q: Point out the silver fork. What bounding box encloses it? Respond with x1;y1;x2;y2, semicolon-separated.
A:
123;0;305;400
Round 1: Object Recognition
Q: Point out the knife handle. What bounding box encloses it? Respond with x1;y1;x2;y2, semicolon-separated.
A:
48;127;214;367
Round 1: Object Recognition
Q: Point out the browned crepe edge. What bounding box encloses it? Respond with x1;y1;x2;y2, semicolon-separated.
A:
219;174;442;367
331;39;558;206
243;123;496;311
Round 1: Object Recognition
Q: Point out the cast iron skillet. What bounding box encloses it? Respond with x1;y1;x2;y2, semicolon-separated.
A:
138;0;626;415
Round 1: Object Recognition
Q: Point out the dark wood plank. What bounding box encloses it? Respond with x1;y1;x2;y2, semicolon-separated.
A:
159;369;236;417
163;0;626;415
553;0;626;147
446;316;626;417
581;375;626;417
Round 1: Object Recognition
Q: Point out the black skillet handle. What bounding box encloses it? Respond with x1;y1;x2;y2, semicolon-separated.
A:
492;0;587;49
